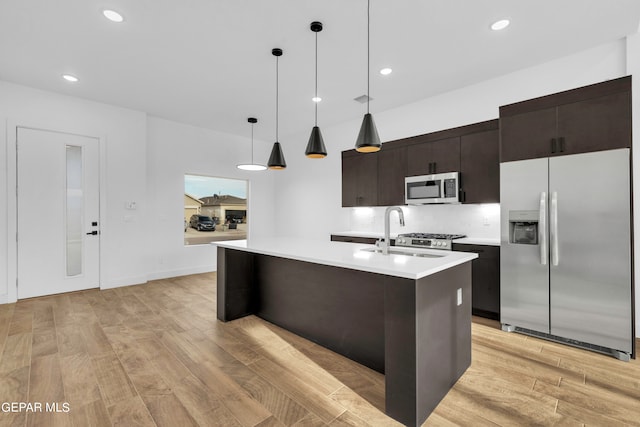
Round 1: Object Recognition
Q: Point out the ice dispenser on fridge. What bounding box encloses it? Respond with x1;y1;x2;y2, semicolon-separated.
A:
508;211;539;245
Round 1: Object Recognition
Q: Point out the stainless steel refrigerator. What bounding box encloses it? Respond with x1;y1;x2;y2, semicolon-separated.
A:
500;148;633;360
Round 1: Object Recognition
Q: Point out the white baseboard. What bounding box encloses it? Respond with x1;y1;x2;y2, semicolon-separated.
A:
100;274;149;290
0;294;8;304
146;265;215;282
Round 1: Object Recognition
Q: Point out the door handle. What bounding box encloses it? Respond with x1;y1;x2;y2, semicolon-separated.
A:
539;192;547;265
550;192;559;266
86;231;99;236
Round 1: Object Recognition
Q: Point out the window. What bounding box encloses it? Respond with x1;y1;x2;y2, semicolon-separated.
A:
184;174;248;245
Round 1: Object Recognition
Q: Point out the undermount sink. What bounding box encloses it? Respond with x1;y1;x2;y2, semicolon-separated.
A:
360;247;446;258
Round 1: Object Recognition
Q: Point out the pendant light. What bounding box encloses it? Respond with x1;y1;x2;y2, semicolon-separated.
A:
237;117;267;171
305;21;328;159
267;48;287;169
355;0;381;153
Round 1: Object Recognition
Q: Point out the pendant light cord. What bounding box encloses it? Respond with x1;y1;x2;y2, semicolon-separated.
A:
367;0;370;115
315;30;318;126
250;122;254;164
276;55;279;142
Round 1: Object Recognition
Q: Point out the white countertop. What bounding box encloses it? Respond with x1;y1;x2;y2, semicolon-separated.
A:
331;231;500;246
213;237;477;280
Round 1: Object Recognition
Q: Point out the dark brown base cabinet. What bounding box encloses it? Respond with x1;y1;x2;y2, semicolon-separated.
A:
341;119;500;207
217;247;472;427
500;76;631;162
452;244;500;320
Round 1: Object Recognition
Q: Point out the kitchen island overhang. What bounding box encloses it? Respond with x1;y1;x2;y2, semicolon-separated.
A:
214;238;477;427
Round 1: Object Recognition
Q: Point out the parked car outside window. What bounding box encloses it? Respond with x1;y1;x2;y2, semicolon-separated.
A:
189;214;216;231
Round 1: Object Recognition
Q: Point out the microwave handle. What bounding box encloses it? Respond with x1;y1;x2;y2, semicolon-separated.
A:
539;192;547;265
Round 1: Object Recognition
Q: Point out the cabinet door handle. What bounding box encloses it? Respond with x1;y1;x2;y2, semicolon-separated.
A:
558;137;565;152
551;138;557;153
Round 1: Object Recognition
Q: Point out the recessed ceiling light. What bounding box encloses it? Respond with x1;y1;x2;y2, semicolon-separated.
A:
62;74;79;83
491;19;510;31
312;96;322;103
380;68;393;76
103;9;124;23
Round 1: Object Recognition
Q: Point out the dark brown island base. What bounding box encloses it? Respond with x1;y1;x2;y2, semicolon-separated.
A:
215;238;476;427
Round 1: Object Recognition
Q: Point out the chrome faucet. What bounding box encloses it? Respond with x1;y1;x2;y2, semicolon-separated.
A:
377;206;405;255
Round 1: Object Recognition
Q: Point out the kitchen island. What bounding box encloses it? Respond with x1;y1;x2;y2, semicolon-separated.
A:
214;238;477;427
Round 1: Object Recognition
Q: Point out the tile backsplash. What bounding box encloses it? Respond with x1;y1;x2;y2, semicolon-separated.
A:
348;204;500;239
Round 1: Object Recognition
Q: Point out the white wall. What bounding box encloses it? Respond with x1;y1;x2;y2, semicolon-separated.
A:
274;37;640;338
0;81;148;302
145;117;276;280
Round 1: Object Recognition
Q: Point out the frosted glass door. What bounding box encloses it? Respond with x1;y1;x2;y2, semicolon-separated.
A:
17;128;100;299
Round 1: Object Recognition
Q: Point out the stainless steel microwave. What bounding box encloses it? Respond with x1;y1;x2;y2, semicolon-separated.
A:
405;172;460;204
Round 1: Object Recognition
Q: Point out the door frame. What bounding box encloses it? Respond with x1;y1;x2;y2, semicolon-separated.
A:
6;119;107;303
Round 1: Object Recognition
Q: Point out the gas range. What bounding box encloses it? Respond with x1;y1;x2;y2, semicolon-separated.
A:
395;233;466;251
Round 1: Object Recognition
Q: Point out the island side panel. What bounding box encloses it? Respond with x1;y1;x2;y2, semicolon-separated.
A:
216;247;256;322
385;261;473;427
254;254;389;373
416;261;472;424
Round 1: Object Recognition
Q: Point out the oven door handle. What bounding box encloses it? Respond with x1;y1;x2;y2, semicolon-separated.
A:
539;192;547;265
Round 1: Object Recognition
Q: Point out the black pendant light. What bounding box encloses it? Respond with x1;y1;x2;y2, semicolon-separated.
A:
237;117;267;171
267;48;287;170
305;21;328;159
355;0;381;153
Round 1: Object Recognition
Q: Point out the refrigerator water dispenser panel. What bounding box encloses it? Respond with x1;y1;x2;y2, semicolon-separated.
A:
509;210;539;245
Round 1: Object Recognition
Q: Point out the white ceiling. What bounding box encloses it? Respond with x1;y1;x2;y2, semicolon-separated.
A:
1;1;639;143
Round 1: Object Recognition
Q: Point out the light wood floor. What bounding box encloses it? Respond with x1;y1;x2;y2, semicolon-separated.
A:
0;273;638;427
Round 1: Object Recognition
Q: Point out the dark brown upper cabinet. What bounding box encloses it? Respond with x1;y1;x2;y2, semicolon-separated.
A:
460;128;499;203
377;145;407;206
407;137;460;176
342;119;500;207
557;91;632;155
500;76;631;162
342;150;378;207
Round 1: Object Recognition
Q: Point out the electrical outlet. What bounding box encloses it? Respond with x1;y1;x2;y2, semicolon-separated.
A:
483;216;490;225
457;288;462;306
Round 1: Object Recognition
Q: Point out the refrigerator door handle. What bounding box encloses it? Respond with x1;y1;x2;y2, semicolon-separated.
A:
539;192;547;265
550;191;559;266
